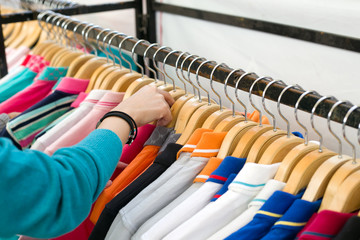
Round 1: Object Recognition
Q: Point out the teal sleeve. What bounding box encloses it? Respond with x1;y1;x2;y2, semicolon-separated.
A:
0;129;122;238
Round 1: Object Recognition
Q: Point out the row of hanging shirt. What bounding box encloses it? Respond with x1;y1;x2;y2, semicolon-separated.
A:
1;10;360;240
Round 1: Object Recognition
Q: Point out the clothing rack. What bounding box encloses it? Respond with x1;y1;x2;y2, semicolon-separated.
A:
36;14;360;130
0;0;144;77
145;0;360;54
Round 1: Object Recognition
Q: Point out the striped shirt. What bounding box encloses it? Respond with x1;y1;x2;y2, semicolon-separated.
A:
0;77;89;149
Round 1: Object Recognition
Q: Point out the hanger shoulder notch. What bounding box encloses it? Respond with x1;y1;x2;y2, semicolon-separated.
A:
302;155;353;202
282;148;337;195
274;143;319;182
257;135;304;164
319;160;360;211
247;129;289;163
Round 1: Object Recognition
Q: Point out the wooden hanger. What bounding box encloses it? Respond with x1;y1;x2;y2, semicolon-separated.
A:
319;105;360;211
97;33;133;90
3;23;15;40
166;53;196;128
51;18;81;66
231;76;284;159
123;39;160;98
282;96;339;195
5;22;23;47
173;57;216;134
326;170;360;213
176;60;221;144
31;11;59;55
302;100;354;202
71;26;114;79
160;50;186;100
217;71;264;159
256;84;306;164
41;15;69;62
274;90;323;182
88;31;126;90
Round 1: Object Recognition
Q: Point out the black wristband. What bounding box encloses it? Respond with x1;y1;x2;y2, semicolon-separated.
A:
96;111;138;145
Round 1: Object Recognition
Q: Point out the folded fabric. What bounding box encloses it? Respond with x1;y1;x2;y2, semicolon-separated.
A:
209;179;285;240
138;156;245;240
333;215;360;240
261;199;321;240
0;77;89;149
89;143;183;240
90;126;173;224
44;91;124;155
0;114;10;131
31;90;108;151
0;67;68;114
164;162;281;240
107;131;227;240
225;190;302;240
298;210;356;240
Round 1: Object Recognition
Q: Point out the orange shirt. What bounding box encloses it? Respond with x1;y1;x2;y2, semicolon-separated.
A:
90;145;160;223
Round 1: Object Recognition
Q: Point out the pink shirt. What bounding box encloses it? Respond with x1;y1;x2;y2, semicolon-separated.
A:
0;67;67;114
71;92;89;108
7;46;30;71
298;210;356;239
44;92;124;155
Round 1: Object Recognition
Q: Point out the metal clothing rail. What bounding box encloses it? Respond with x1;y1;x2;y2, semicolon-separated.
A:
146;0;360;54
40;15;360;129
0;1;144;77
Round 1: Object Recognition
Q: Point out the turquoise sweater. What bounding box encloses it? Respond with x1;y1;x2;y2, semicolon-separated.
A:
0;129;122;238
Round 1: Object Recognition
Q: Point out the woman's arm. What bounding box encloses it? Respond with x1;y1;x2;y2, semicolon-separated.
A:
0;86;173;238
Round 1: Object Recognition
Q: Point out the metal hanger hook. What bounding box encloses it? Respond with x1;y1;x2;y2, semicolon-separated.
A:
131;39;151;78
163;50;182;91
342;105;359;163
153;46;173;84
294;90;320;145
328;100;352;158
187;57;206;101
249;76;273;126
278;84;305;137
311;95;338;152
225;69;245;117
262;79;286;131
196;60;217;105
143;43;160;81
102;30;119;63
175;52;190;95
235;71;255;122
93;28;111;58
108;31;124;67
180;54;198;96
210;63;229;111
118;36;135;72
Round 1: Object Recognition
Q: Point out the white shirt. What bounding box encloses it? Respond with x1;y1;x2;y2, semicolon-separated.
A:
107;156;211;240
105;152;193;240
207;179;286;240
163;162;281;240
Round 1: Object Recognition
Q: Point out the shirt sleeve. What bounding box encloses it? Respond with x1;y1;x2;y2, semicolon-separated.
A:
0;113;10;131
0;129;122;238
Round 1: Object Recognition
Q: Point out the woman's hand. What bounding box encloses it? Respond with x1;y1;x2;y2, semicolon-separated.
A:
112;85;175;127
98;86;175;145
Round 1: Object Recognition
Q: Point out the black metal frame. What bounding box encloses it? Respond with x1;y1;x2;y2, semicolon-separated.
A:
0;1;144;77
0;2;359;129
148;1;360;53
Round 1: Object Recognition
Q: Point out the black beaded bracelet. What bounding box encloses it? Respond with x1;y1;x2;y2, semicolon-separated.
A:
96;111;138;145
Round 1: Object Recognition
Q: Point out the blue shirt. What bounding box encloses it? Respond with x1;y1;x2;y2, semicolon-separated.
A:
207;156;246;185
211;173;237;202
261;199;321;240
225;190;301;240
0;129;122;238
